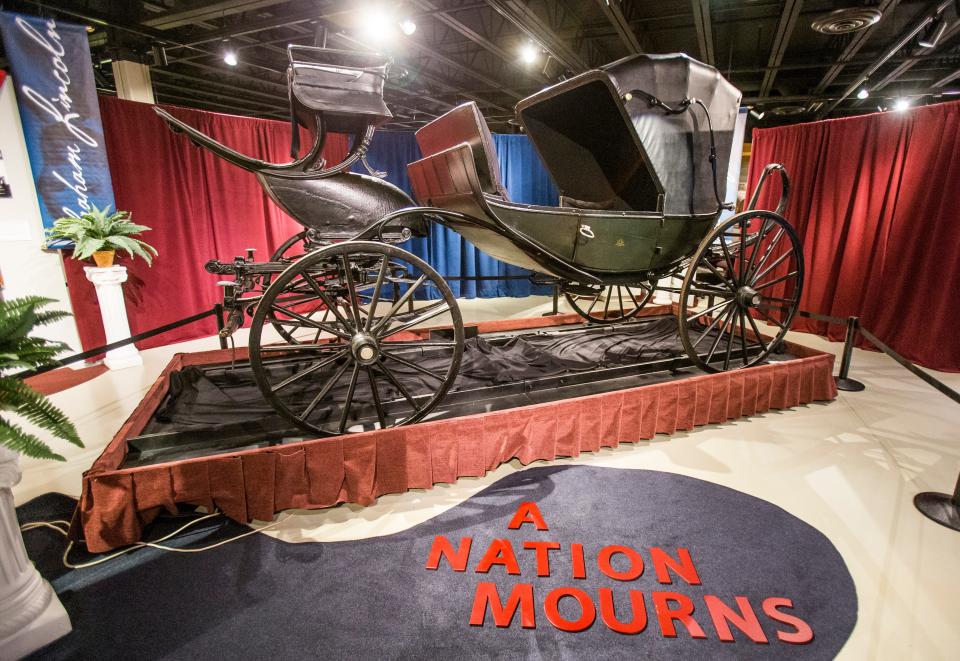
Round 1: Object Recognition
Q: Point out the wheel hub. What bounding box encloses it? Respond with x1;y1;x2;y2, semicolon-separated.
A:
350;332;380;365
737;286;761;308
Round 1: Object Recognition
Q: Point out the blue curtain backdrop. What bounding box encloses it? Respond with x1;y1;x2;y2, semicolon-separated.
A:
354;131;556;297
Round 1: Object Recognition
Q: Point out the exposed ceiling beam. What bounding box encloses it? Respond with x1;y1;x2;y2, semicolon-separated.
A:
690;0;715;65
819;0;955;116
759;0;803;97
811;0;903;96
485;0;589;73
869;19;960;91
411;0;550;84
402;37;524;100
596;0;643;55
142;0;291;31
931;67;960;88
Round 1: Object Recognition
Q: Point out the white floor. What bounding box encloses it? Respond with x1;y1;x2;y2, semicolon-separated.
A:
15;295;960;660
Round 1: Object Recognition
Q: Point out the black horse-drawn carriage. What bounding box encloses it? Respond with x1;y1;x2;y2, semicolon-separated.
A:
155;46;803;438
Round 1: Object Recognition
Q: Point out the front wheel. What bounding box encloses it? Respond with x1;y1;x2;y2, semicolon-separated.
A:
249;241;464;436
678;210;803;372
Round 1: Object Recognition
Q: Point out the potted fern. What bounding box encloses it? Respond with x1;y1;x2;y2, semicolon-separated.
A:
47;205;158;267
0;297;83;461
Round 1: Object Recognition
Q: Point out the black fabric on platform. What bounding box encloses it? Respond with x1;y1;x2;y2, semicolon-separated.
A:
147;317;682;432
21;466;856;660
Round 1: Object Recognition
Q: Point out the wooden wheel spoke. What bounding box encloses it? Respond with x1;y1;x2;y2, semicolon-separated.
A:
372;274;427;334
301;274;355;333
754;270;799;291
301;359;351;421
738;308;750;368
705;305;738;363
337;363;361;433
380;341;457;349
752;248;794;285
738;217;747;282
743;218;771;277
364;257;390;332
693;301;735;348
745;311;770;356
374;361;422;413
616;286;625;317
379;302;450;339
602;286;612;320
748;228;786;281
718;233;738;279
270;303;351;340
340;255;364;331
755;305;787;329
686;298;731;323
700;257;737;292
586;292;600;315
723;308;738;370
260;342;344;352
366;367;387;428
382;349;446;382
686;287;735;298
271;349;347;392
625;286;641;307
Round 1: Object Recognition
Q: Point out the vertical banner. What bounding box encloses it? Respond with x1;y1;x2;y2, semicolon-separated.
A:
0;11;115;245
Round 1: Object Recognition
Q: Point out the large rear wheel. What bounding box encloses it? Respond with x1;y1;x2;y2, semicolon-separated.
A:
249;241;464;436
678;211;803;372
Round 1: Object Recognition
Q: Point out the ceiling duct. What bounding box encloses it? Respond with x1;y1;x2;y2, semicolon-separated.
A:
770;104;808;116
811;7;883;34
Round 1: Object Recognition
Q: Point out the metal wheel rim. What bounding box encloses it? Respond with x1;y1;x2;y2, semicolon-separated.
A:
678;210;804;373
249;241;464;436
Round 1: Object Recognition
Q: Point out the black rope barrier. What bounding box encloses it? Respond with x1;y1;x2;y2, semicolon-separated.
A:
15;305;222;380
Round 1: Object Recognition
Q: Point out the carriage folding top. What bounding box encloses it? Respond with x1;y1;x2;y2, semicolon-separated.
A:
408;53;741;281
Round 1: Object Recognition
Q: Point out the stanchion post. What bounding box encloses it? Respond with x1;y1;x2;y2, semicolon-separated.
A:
835;316;866;392
214;303;227;350
914;470;960;532
542;284;560;317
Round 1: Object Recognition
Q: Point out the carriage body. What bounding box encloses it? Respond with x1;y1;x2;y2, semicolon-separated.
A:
157;46;803;438
407;53;741;282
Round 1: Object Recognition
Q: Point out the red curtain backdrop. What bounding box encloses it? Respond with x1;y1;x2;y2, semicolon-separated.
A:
63;97;349;351
746;101;960;372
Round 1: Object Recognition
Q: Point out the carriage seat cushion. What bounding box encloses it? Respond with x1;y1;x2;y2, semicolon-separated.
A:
414;102;506;199
290;61;392;125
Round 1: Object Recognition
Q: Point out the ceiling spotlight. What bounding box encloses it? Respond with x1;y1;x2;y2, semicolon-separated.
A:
749;108;765;120
360;7;395;42
222;39;238;66
893;98;911;112
857;87;869;100
918;13;947;49
520;43;539;64
400;18;416;36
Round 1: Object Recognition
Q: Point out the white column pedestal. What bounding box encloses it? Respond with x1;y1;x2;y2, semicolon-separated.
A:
0;447;72;659
83;266;143;370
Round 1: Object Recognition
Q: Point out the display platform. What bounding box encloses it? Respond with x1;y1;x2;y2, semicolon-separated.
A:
74;308;838;552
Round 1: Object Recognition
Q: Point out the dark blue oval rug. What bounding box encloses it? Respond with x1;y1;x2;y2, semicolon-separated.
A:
23;465;857;660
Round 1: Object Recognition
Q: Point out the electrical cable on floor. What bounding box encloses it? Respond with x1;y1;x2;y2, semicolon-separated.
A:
20;511;290;569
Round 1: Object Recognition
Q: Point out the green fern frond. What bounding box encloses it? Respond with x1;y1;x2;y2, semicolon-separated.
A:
0;419;65;461
0;379;82;447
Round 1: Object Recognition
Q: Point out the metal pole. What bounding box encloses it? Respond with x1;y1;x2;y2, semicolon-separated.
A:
542;284;560;317
215;303;227;350
835;315;866;391
914;469;960;532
